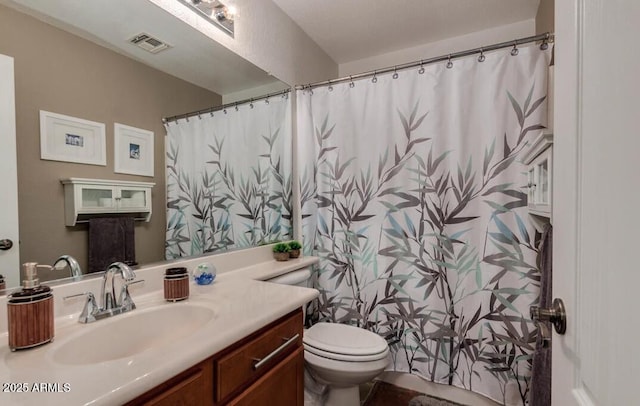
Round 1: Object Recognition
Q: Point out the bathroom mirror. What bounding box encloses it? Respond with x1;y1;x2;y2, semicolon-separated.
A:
0;0;292;292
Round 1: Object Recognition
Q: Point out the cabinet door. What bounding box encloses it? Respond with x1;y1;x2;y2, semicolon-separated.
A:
528;146;552;216
527;166;536;204
78;184;115;211
535;150;551;205
215;310;302;402
228;347;303;406
127;359;214;406
116;186;150;211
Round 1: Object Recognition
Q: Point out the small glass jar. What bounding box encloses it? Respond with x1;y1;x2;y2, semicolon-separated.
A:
164;267;189;302
192;262;216;285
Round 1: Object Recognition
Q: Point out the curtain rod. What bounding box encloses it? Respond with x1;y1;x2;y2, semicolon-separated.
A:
162;88;291;125
163;32;552;124
295;32;553;91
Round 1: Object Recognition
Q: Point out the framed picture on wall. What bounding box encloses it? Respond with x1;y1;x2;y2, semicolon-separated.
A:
114;123;154;177
40;110;106;166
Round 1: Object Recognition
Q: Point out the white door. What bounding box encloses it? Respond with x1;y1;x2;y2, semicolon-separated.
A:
0;54;20;289
553;1;640;405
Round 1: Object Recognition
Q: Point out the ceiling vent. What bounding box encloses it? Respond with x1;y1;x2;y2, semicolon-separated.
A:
128;33;171;54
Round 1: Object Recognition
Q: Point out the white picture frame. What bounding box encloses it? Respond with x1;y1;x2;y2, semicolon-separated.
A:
40;110;106;166
114;123;154;177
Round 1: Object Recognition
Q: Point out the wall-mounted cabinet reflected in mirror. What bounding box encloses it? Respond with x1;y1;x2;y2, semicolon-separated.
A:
0;0;291;293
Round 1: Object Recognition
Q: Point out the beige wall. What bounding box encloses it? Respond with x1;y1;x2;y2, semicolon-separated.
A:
536;0;555;35
0;5;221;277
339;19;535;77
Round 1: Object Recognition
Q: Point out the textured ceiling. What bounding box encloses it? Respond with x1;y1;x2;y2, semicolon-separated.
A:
272;0;540;63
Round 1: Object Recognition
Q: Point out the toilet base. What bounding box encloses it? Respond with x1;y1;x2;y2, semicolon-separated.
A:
326;385;359;406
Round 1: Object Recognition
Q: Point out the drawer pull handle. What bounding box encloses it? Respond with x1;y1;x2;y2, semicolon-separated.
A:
252;334;300;370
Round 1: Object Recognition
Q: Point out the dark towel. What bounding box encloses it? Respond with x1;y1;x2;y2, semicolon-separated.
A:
530;223;552;406
88;217;136;273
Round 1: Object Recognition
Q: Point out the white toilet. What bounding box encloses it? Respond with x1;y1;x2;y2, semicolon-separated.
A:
267;268;390;406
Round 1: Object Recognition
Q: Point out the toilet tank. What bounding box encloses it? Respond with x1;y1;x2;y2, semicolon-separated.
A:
266;268;311;287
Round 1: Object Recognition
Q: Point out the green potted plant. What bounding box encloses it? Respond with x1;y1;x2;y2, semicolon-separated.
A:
272;242;291;261
288;240;302;258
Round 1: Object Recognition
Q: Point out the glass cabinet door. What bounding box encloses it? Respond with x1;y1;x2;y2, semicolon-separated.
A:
528;167;536;204
117;188;149;210
80;186;114;210
537;157;549;205
527;145;552;215
523;133;553;219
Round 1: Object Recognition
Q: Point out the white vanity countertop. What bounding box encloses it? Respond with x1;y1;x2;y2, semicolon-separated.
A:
224;256;319;281
0;256;319;405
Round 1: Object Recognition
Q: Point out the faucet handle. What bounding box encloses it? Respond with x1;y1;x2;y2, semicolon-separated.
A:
63;292;94;300
125;279;145;287
64;292;99;324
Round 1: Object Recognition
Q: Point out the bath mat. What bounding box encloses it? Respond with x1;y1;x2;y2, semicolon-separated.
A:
408;394;467;406
362;381;467;406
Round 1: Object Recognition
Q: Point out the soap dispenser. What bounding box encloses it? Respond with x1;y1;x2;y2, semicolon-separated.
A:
7;262;54;351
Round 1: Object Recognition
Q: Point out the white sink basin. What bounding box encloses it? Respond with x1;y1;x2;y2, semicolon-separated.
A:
52;304;215;365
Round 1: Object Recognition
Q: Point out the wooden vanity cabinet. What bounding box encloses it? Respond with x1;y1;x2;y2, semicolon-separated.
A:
228;347;304;406
134;361;214;406
126;308;304;406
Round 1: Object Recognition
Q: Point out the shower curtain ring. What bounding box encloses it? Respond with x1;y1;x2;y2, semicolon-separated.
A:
249;99;254;109
328;80;333;92
349;76;355;88
197;112;202;119
392;67;399;79
511;41;519;56
418;60;425;74
265;97;270;104
209;110;214;117
446;55;453;69
540;35;549;50
235;103;239;112
372;71;378;83
305;84;313;95
478;49;486;62
223;108;227;114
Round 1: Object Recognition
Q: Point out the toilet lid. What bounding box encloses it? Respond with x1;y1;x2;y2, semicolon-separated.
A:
303;323;389;360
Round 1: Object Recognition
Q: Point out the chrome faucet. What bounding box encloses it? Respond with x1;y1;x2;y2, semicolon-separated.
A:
64;261;142;323
52;255;82;281
101;262;136;310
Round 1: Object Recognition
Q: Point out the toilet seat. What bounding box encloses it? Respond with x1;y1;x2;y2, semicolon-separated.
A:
303;322;389;362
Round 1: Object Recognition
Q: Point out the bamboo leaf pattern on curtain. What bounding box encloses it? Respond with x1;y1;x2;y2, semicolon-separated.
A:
165;96;292;258
298;47;549;405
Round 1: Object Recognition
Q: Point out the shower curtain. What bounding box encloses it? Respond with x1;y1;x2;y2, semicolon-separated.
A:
165;95;292;259
298;46;549;405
